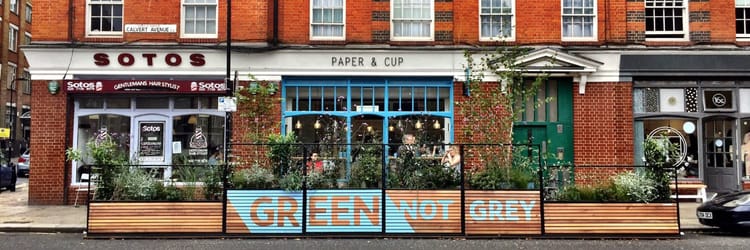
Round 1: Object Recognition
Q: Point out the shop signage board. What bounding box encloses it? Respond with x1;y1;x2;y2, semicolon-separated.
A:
64;80;226;94
138;122;164;162
306;190;381;233
464;190;542;235
385;190;461;233
226;190;303;234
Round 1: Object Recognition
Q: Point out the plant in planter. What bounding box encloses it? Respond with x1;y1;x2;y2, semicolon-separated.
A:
267;133;299;177
350;144;383;188
230;164;276;189
66;129;132;200
643;134;680;201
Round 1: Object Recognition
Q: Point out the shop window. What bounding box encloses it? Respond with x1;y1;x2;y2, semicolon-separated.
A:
740;89;750;113
634;87;697;113
703;89;735;112
78;97;104;109
135;97;169;109
636;119;699;179
172;114;225;165
74;114;131;182
106;97;131;109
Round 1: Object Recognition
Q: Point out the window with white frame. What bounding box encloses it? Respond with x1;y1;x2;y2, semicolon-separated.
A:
645;0;687;39
311;0;345;40
22;71;30;94
10;0;18;14
23;32;31;46
26;3;32;23
392;0;434;40
737;0;750;38
9;24;18;52
87;0;123;36
7;63;17;90
182;0;218;38
562;0;596;40
480;0;514;40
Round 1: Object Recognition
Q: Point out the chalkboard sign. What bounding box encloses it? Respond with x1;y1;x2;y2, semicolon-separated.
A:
139;122;164;161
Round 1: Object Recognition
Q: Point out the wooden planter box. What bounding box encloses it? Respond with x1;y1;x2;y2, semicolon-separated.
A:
543;203;679;235
87;201;223;234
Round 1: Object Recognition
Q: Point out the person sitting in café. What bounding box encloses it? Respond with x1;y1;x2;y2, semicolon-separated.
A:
441;145;461;173
307;152;324;173
397;134;419;158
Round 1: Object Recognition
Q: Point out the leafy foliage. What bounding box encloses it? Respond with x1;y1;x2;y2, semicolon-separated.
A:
231;164;276;190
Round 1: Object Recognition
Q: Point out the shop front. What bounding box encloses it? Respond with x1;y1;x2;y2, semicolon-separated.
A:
623;54;750;193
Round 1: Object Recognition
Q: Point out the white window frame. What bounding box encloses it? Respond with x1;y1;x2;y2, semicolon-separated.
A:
23;32;31;46
86;0;124;37
737;0;750;40
479;0;515;41
22;70;30;94
10;0;18;14
26;3;32;23
561;0;597;41
8;24;18;52
310;0;346;40
644;0;689;41
7;63;17;90
180;0;219;39
391;0;435;41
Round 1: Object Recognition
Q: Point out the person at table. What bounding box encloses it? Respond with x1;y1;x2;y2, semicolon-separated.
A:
397;134;419;158
441;145;461;173
307;152;324;173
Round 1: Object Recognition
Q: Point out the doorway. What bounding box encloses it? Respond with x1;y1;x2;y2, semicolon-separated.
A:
703;117;739;193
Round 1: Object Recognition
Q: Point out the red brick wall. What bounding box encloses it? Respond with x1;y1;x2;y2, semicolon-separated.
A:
28;81;70;205
37;0;268;43
573;81;633;166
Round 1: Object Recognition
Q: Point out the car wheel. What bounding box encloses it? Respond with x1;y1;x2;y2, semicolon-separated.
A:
8;183;15;192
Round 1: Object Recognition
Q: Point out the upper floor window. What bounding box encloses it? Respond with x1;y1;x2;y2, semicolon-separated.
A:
10;0;18;14
310;0;345;40
8;24;18;52
7;63;17;90
87;0;123;37
26;3;32;23
480;0;514;40
23;32;31;46
391;0;434;41
22;71;31;94
737;0;750;39
182;0;218;38
562;0;596;40
645;0;688;40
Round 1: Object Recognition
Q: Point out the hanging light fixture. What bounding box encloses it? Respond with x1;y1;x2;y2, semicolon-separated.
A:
314;120;322;129
367;125;373;132
388;125;394;132
415;120;422;129
295;120;302;129
433;120;441;129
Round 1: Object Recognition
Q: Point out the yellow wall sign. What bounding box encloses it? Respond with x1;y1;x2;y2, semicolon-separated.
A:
0;128;9;138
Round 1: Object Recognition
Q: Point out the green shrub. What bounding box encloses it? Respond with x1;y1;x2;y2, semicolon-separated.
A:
231;165;276;189
612;171;659;203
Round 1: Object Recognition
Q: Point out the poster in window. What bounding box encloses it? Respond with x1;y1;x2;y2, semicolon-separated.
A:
138;122;164;162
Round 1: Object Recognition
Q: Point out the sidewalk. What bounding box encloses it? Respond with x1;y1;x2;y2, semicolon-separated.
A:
0;179;716;234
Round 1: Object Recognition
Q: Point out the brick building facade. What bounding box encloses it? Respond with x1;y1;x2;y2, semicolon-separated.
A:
23;0;750;205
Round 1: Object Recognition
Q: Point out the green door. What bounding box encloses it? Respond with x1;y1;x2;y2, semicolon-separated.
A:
511;78;573;166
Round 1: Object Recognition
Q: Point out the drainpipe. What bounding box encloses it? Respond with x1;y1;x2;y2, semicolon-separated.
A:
273;0;279;46
68;0;74;42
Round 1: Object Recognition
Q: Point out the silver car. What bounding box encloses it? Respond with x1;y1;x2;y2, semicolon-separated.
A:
17;149;29;177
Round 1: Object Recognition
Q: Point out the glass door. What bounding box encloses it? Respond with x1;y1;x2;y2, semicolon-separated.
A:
703;117;738;193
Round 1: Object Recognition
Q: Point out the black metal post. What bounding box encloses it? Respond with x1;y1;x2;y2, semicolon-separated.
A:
221;0;232;235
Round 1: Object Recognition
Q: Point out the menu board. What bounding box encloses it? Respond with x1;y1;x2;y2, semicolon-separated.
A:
139;122;165;162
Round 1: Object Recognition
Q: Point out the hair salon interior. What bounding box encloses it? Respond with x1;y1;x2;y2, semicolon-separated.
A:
21;1;750;204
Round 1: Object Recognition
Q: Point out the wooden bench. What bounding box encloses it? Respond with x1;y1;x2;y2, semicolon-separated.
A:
669;183;708;202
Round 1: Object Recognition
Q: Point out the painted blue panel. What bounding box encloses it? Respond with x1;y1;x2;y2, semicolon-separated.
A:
306;189;382;233
226;190;303;234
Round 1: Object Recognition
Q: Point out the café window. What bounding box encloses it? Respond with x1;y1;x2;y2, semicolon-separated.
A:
635;119;699;179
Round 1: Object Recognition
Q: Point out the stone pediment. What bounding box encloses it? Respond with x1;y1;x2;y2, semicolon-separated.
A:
516;48;602;73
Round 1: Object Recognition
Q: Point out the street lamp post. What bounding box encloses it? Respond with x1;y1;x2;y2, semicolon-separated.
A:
7;77;29;178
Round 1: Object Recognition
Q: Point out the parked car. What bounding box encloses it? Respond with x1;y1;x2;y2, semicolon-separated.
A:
697;190;750;231
0;152;16;191
17;149;29;177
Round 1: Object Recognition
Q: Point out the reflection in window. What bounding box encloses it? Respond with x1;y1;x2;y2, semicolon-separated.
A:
75;114;131;181
172;114;225;165
637;119;699;179
742;119;750;179
388;115;448;156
